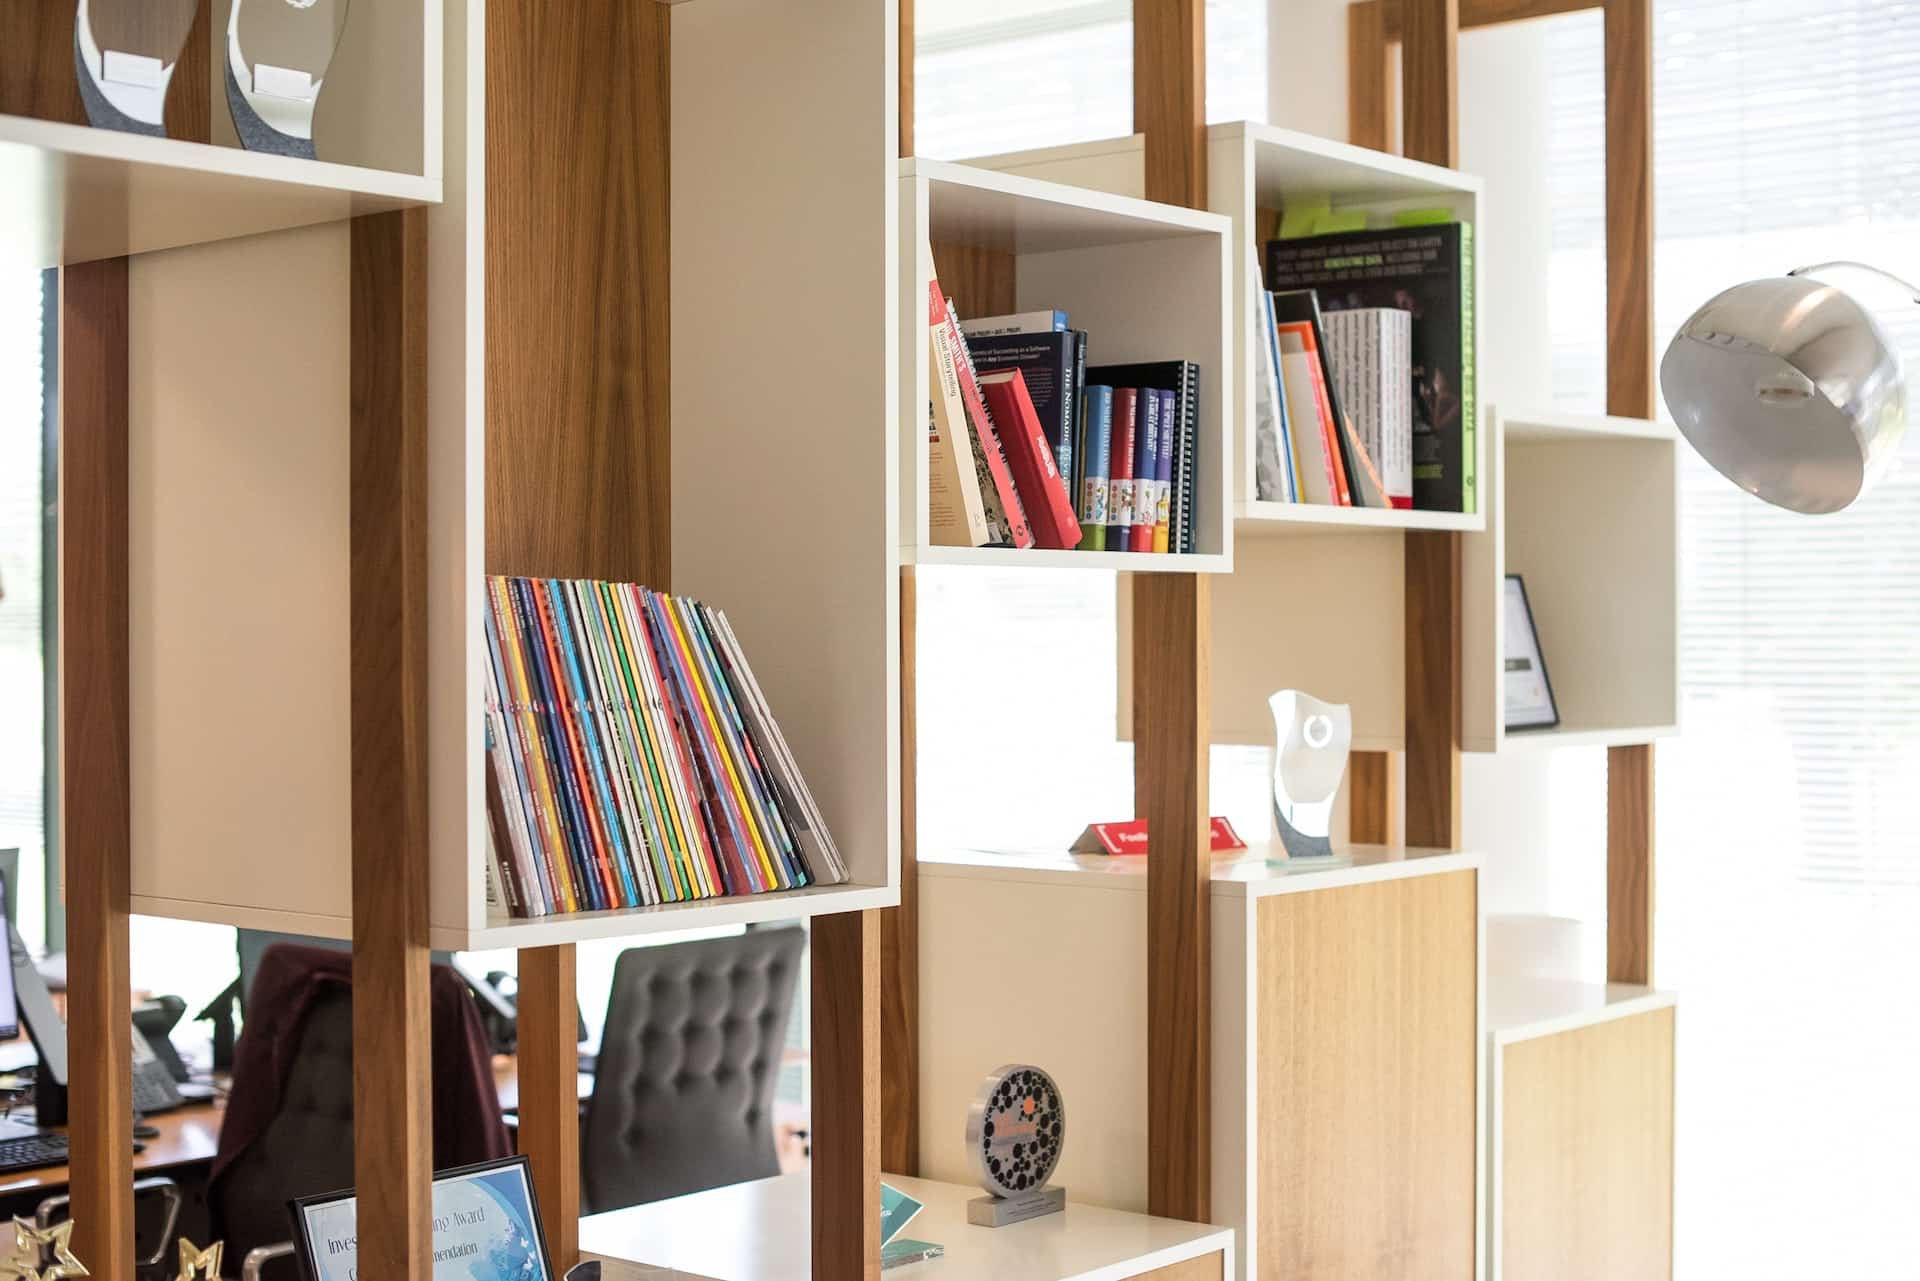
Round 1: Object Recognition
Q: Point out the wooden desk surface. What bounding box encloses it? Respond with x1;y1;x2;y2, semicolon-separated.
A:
0;1100;226;1197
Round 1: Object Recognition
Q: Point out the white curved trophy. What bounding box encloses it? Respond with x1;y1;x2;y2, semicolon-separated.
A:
226;0;350;159
73;0;202;136
1269;689;1352;859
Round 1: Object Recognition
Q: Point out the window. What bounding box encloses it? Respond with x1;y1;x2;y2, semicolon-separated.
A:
1545;3;1920;1274
914;0;1268;161
0;269;52;960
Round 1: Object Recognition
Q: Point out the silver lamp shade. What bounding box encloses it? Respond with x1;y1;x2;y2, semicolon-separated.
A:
1660;269;1908;514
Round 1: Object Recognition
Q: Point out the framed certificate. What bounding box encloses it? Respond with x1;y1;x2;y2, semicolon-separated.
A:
290;1156;554;1281
1503;575;1560;731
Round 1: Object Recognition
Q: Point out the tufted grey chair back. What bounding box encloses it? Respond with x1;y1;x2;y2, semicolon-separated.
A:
582;927;806;1213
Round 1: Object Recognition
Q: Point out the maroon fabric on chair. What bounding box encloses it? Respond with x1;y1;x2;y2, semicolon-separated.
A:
211;942;510;1188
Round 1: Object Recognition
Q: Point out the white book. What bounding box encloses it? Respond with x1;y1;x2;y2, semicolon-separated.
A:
1323;308;1413;508
959;308;1068;337
1252;280;1297;502
928;325;995;546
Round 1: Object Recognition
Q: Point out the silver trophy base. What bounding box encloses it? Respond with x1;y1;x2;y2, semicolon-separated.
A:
968;1185;1066;1227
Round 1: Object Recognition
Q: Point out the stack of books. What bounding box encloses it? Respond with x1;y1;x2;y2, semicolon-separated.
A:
927;280;1205;555
482;577;845;919
1253;219;1475;515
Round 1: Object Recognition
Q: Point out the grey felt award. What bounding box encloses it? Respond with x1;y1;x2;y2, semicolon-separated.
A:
965;1064;1067;1227
74;0;202;135
226;0;350;158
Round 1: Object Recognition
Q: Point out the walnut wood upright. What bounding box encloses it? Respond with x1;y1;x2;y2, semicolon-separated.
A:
814;911;883;1281
350;207;433;1280
62;255;135;1281
518;947;582;1270
1398;0;1465;852
1605;0;1657;984
1132;0;1213;1226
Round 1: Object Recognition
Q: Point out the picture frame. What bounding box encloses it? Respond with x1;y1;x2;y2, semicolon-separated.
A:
289;1155;554;1281
1503;574;1560;731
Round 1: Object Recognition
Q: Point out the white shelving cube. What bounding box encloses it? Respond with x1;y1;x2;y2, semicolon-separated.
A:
4;0;439;266
900;157;1233;572
1463;407;1680;751
124;0;903;949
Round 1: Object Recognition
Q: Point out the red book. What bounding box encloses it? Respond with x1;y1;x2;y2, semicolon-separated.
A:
977;369;1082;551
1106;388;1138;549
934;285;1034;549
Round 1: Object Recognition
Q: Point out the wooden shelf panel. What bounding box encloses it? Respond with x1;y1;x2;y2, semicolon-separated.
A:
1486;973;1677;1043
1;115;438;266
907;156;1225;253
1237;499;1483;536
1502;721;1677;751
1502;406;1678;444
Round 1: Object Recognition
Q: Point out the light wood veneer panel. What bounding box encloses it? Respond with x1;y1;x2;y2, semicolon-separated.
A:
1257;869;1478;1281
1138;1253;1227;1281
1500;1007;1674;1281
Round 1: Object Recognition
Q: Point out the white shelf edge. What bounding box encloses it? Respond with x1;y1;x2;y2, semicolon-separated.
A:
1487;975;1679;1045
451;882;898;950
1501;722;1680;751
910;543;1231;572
1;113;443;204
902;154;1230;237
919;843;1480;899
1501;406;1678;444
1221;119;1485;196
1235;499;1484;535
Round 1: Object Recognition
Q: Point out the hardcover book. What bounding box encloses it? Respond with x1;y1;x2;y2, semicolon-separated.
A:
1078;385;1113;552
1266;223;1476;513
979;368;1083;550
1106;387;1139;550
927;286;995;546
968;330;1078;486
1087;361;1202;552
937;292;1035;548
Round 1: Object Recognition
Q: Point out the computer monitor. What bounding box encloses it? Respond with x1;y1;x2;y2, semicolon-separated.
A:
0;873;17;1041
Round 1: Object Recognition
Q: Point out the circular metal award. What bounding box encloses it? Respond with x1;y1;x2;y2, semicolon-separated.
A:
965;1064;1065;1197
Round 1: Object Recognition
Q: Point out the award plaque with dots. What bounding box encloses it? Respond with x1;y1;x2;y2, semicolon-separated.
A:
964;1064;1068;1228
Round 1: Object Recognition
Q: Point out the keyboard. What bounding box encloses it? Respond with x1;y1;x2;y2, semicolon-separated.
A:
0;1131;69;1174
0;1131;147;1176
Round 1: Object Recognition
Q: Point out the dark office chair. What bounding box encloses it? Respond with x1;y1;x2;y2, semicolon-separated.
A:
208;943;511;1276
581;927;806;1213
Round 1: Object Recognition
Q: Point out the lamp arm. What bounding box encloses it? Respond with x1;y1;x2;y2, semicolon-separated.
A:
1789;261;1920;304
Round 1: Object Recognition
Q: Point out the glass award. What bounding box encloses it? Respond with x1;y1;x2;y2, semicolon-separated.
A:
225;0;350;159
1269;689;1352;859
74;0;203;136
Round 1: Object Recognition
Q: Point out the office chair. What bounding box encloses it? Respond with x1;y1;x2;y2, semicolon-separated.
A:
35;1177;182;1281
582;927;806;1214
208;943;511;1276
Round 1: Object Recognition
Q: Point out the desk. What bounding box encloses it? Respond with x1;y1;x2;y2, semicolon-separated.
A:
0;1100;226;1198
580;1173;1233;1281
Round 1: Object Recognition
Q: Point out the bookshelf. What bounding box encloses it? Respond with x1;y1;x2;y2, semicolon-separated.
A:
915;844;1482;1281
965;127;1496;758
969;123;1485;538
900;157;1234;572
1466;406;1680;752
113;0;902;953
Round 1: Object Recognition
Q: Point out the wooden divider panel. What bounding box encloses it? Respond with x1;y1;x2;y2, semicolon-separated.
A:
62;254;136;1281
349;206;433;1280
814;911;884;1281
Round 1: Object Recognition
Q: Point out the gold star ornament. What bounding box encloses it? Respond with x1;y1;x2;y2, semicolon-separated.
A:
174;1238;223;1280
0;1217;89;1281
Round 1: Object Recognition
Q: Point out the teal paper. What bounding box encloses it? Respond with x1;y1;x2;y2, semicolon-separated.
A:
879;1182;925;1247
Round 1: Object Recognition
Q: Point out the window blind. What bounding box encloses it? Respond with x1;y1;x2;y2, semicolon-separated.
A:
914;0;1268;161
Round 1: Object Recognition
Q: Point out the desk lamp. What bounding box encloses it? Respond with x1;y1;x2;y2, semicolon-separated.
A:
1661;263;1913;513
